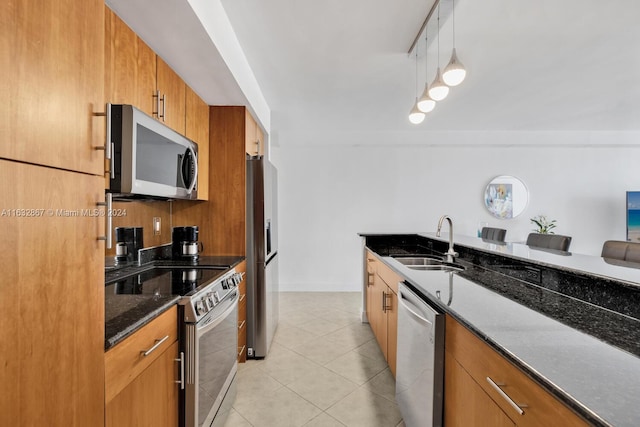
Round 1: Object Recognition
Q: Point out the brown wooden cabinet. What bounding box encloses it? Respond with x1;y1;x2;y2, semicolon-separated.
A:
156;56;186;133
445;315;588;427
445;351;515;427
365;250;400;377
186;85;210;201
3;0;105;175
105;306;179;427
236;260;248;362
244;109;265;157
105;8;185;133
174;106;260;256
0;161;105;427
105;8;156;117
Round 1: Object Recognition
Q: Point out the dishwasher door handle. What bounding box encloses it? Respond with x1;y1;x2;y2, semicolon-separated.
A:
398;288;433;327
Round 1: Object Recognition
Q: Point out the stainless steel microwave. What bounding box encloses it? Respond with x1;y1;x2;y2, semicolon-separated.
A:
107;104;198;200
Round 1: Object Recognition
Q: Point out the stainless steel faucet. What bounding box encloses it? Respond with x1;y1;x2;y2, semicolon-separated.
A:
436;215;459;263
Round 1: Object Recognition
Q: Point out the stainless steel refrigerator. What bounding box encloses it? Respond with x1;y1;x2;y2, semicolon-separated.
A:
246;157;279;358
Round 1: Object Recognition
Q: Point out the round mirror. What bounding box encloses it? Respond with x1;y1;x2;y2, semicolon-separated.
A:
484;175;529;219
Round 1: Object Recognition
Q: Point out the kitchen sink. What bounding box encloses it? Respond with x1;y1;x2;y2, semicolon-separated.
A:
393;256;444;266
392;256;465;272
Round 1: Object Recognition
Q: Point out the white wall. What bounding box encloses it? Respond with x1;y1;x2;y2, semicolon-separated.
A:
271;131;640;292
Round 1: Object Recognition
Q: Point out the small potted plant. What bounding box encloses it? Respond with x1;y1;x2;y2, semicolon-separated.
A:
530;215;557;234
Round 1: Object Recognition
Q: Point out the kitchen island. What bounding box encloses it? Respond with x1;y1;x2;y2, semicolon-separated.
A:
361;233;640;427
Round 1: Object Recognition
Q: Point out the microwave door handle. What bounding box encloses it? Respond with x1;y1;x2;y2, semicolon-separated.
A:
184;146;198;195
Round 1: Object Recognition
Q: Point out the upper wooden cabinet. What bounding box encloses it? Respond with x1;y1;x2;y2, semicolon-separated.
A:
105;8;156;117
105;7;186;135
245;109;265;157
2;0;105;175
156;57;186;133
186;85;210;201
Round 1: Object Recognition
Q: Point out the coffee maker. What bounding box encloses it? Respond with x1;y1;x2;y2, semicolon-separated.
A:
114;227;144;263
172;226;203;262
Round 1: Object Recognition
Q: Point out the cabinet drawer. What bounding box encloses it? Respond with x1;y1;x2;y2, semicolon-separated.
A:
105;306;178;403
445;316;587;427
376;260;401;294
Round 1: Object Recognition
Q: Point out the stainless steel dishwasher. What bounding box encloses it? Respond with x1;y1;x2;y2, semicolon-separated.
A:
396;281;445;427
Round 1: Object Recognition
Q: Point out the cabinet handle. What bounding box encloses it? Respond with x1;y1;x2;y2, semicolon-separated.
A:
175;351;185;390
486;377;526;415
239;294;246;303
141;335;169;357
153;90;166;121
93;104;112;159
382;291;386;313
238;320;246;330
238;345;246;358
97;193;113;249
367;271;374;287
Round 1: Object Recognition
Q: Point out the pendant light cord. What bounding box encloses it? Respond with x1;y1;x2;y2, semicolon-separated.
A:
437;4;440;68
415;48;419;96
452;0;456;48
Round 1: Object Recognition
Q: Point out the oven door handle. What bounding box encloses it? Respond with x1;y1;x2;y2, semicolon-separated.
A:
196;293;238;335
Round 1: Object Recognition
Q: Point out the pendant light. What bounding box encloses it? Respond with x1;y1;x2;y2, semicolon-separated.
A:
409;48;425;124
442;0;466;86
417;32;436;113
428;4;449;102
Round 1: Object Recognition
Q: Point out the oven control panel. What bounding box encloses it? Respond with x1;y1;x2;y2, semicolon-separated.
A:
181;269;244;322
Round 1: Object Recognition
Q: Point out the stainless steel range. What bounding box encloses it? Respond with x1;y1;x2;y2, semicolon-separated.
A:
180;268;243;427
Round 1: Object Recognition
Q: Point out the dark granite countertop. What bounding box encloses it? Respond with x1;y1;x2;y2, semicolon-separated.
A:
104;255;245;350
362;234;640;427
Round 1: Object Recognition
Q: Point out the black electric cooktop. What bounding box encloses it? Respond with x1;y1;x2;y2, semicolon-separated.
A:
105;267;226;298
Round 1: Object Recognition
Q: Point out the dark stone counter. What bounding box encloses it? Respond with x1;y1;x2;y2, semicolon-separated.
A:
362;233;640;427
104;255;244;350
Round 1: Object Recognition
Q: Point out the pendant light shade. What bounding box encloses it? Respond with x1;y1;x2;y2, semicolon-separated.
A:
429;67;449;101
442;0;466;86
409;99;425;124
417;85;436;113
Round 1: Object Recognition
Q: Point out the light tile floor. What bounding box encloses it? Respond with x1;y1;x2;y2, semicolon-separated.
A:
224;292;405;427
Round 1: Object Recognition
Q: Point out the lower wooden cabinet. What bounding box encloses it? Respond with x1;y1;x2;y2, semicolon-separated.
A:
105;306;179;427
445;315;588;427
365;250;400;377
445;351;515;427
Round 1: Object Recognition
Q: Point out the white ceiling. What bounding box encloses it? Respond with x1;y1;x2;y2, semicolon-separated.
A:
108;0;640;133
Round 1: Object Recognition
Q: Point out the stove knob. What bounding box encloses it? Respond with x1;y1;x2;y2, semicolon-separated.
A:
221;279;229;290
195;299;206;316
213;291;220;304
206;293;215;309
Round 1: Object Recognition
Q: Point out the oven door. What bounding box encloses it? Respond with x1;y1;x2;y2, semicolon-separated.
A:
184;291;238;427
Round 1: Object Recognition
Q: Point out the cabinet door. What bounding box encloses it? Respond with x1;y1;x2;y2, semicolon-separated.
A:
0;160;105;427
3;0;105;175
386;289;398;378
365;252;376;325
444;351;515;427
106;341;179;427
245;108;258;156
105;8;157;116
371;272;388;358
186;85;210;201
157;56;186;133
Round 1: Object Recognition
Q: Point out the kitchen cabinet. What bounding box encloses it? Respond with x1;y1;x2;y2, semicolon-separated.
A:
245;108;265;157
444;351;515;427
236;260;248;362
104;8;157;117
0;160;105;427
156;56;186;133
186;85;210;201
444;315;588;427
174;106;258;256
105;7;185;133
365;250;399;377
3;0;105;175
105;306;179;427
